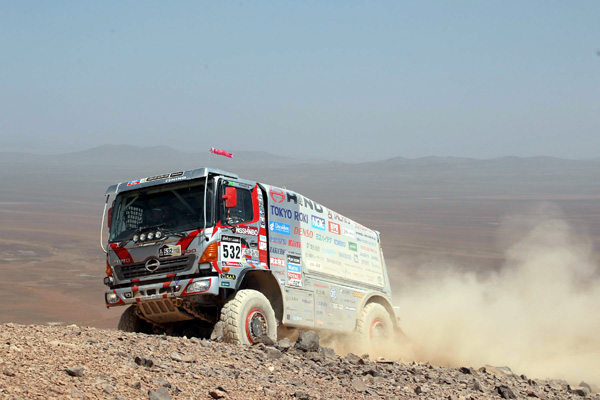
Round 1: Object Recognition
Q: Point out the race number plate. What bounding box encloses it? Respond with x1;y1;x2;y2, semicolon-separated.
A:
220;235;242;262
158;245;181;258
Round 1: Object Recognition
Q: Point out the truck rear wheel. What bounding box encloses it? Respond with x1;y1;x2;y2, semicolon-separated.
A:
356;303;394;350
221;289;277;345
117;305;153;334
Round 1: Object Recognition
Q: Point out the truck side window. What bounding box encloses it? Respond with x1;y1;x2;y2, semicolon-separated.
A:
222;186;253;225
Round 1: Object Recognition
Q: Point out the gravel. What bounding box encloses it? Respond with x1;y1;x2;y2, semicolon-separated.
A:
1;323;598;400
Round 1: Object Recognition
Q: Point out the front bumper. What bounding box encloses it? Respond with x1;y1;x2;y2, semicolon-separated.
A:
105;277;218;307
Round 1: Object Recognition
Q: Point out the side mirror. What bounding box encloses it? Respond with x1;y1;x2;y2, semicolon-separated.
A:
223;187;237;208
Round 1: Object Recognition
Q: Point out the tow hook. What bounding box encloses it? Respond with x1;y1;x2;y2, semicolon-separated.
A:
171;298;183;308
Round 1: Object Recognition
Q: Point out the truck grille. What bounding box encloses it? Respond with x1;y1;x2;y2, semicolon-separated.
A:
116;256;192;280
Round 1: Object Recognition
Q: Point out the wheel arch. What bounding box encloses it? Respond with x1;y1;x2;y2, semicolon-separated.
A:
361;294;397;328
235;269;284;324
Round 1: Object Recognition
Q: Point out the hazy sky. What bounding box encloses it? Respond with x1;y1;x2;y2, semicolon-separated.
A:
1;1;599;161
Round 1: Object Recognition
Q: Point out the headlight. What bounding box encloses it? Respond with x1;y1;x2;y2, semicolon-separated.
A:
133;234;139;243
140;233;147;242
106;293;119;304
187;280;210;293
103;276;114;286
147;232;154;240
155;231;162;239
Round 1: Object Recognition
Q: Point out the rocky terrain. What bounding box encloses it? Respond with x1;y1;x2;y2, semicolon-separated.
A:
0;323;597;400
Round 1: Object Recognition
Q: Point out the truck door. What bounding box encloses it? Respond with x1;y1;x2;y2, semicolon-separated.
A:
216;179;267;287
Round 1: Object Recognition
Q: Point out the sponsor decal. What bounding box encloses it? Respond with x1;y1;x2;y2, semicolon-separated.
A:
269;187;285;203
323;248;336;255
247;259;260;267
270;205;293;219
316;233;332;243
287;255;302;287
334;239;346;247
224;261;240;267
293;211;309;223
339;253;352;260
279;278;285;286
243;248;259;258
165;176;187;183
354;254;359;263
221;281;230;287
183;248;196;255
311;215;326;231
233;226;259;236
288;239;301;248
271;247;286;255
270;237;287;245
270;257;286;267
330;288;337;301
259;241;267;251
306;243;320;251
221;273;236;280
328;221;341;235
345;306;357;311
269;221;291;235
343;228;355;238
294;227;313;238
159;245;181;257
348;242;358;251
127;179;142;186
353;291;363;298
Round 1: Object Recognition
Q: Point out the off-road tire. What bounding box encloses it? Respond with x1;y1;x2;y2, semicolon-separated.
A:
220;289;277;345
355;303;394;348
117;305;152;333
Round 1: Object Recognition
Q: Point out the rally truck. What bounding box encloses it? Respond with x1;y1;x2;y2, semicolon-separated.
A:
101;167;398;345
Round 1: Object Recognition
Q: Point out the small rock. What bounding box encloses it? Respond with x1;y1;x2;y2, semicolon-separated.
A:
3;369;16;377
170;353;183;362
415;385;423;395
276;337;292;350
254;334;275;346
210;321;225;342
209;389;227;399
153;378;170;388
496;385;517;399
265;348;282;359
71;386;84;398
527;392;539;398
135;356;154;368
580;381;592;391
320;346;337;360
66;366;85;377
570;386;591;397
458;366;472;374
472;380;485;393
132;381;142;390
351;377;368;392
346;353;365;365
483;365;515;378
293;391;310;400
103;385;113;394
294;331;320;352
148;387;172;400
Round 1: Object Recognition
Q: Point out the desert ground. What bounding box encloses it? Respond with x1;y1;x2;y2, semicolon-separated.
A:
1;147;600;387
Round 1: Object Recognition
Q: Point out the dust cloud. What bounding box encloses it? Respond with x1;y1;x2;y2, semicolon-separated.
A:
389;204;600;385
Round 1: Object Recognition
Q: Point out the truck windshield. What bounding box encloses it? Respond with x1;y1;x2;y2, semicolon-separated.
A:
109;179;212;242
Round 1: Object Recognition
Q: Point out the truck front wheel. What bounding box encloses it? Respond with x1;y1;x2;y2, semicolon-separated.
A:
117;305;153;334
356;303;394;351
221;289;277;345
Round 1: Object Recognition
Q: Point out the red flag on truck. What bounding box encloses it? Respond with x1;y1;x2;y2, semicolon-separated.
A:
210;148;234;158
